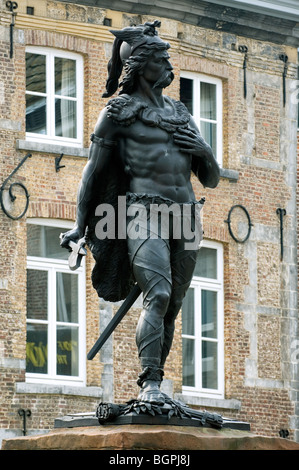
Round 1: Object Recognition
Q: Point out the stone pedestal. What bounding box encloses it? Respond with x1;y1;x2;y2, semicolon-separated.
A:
2;424;299;450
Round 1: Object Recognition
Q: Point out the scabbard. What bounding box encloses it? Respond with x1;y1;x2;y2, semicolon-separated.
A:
87;284;142;360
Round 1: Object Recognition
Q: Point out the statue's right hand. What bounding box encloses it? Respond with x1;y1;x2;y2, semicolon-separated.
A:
60;227;84;251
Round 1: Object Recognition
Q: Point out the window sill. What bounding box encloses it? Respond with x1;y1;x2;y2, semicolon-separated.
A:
220;168;239;181
175;393;241;411
16;382;103;399
16;139;89;158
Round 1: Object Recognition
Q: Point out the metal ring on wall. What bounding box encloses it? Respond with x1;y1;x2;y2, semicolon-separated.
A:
225;204;253;243
0;182;30;220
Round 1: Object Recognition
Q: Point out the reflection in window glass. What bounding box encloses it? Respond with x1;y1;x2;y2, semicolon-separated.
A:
55;98;77;139
200;82;216;120
56;325;79;376
199;121;217;157
26;323;48;374
193;247;217;279
56;272;78;323
26;94;47;134
55;58;76;97
202;341;218;389
182;288;194;336
182;337;195;387
201;290;217;339
26;53;46;93
27;224;69;260
27;269;48;320
180;77;193;115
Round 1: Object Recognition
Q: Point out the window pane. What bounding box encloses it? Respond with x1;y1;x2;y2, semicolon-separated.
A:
182;338;195;386
202;340;218;389
57;272;78;323
26;53;46;93
193;247;217;278
55;98;77;138
27;269;48;320
27;225;69;260
26;94;47;134
56;325;79;376
181;288;195;335
201;290;217;338
26;323;48;373
200;121;217;156
180;77;193;115
200;82;216;120
55;58;76;97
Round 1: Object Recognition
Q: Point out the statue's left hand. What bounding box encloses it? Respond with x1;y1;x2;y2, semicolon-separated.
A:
173;127;211;157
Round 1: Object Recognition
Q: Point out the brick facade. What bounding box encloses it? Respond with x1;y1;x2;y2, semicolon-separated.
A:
0;0;298;445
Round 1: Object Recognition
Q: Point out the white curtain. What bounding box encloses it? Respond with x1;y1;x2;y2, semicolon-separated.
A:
60;59;76;138
56;272;69;323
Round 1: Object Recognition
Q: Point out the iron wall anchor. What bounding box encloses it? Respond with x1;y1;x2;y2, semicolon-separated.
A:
276;208;286;260
279;54;288;107
239;45;248;99
18;408;31;436
6;1;18;59
55;153;65;172
0;152;32;220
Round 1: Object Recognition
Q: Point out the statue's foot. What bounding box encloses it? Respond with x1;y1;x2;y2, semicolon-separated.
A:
137;380;165;406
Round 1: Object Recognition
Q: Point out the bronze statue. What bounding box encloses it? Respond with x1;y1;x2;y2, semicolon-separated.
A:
61;21;220;406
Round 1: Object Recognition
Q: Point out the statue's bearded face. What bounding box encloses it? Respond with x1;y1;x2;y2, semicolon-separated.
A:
141;50;174;89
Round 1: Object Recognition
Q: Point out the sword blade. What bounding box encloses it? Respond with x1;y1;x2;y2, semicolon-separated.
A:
87;284;142;360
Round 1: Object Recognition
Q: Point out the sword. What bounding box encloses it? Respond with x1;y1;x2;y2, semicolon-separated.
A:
60;233;87;270
87;283;141;360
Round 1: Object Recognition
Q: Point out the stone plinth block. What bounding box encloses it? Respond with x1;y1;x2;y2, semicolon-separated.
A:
2;425;299;450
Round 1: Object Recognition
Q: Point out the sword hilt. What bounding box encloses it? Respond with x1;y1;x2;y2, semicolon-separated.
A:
60;233;87;270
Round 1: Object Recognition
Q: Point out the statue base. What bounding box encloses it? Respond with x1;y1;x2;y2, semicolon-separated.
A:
2;423;299;451
54;397;250;431
2;398;299;451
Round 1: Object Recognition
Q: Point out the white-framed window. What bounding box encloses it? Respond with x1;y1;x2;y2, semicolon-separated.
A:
180;72;223;166
181;241;224;398
26;219;86;386
25;47;84;147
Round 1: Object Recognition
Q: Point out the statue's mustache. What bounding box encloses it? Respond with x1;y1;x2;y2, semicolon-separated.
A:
153;71;174;89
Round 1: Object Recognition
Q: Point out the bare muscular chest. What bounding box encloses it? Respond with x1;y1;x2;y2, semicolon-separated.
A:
118;121;190;177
